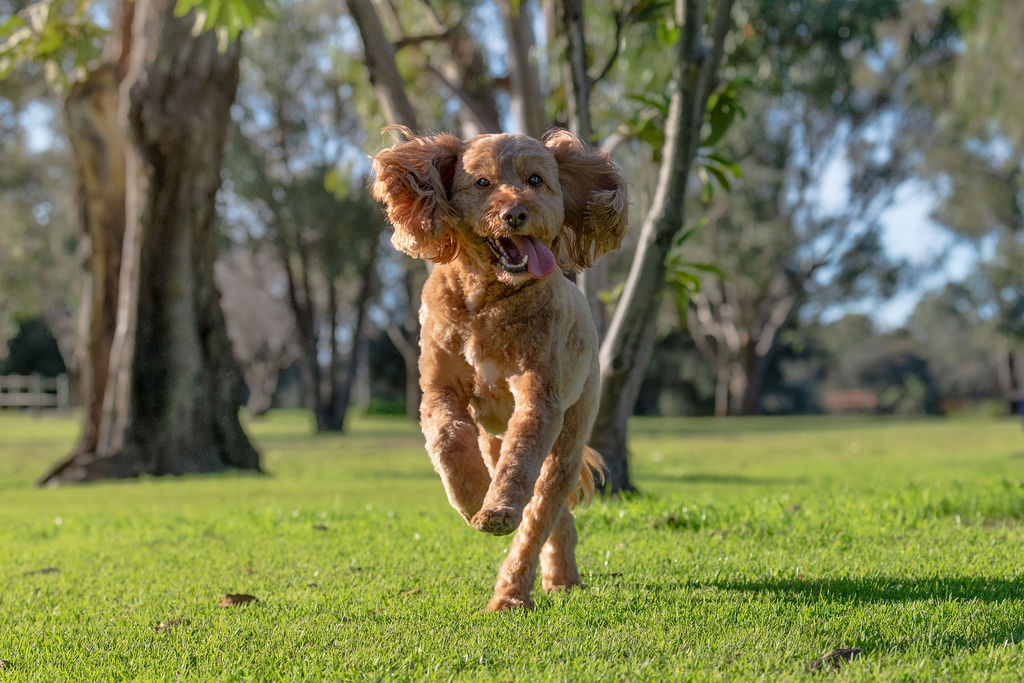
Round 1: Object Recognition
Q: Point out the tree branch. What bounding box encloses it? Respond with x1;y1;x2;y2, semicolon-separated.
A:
591;10;626;87
393;28;456;50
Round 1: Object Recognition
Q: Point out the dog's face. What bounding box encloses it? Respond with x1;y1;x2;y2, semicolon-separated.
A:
372;128;627;284
450;135;564;283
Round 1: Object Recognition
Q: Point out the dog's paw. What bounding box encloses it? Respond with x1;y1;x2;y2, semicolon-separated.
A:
485;593;533;612
470;505;522;536
542;576;581;594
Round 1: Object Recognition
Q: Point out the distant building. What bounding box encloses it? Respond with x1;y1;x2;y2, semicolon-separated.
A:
823;388;879;414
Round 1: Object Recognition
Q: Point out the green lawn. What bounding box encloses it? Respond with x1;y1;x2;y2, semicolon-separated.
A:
1;411;1022;680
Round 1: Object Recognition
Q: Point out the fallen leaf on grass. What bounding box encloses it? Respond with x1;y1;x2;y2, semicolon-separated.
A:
808;647;862;671
23;567;60;576
402;588;421;596
0;659;12;669
217;594;259;607
154;618;191;633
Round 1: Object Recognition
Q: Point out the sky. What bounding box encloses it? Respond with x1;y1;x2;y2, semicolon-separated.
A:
873;185;977;327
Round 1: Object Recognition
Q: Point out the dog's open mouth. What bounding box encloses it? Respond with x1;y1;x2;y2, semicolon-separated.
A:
486;236;557;278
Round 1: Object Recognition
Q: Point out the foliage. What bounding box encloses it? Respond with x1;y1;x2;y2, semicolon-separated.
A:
0;315;66;375
2;412;1024;677
0;81;76;359
0;0;275;86
173;0;275;46
907;283;1003;402
672;0;959;415
0;0;103;87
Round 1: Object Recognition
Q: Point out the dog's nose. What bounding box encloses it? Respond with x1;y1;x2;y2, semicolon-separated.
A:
500;205;528;229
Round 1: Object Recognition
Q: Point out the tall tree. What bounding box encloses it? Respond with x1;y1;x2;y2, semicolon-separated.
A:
40;0;258;482
916;0;1024;409
589;0;734;490
661;0;957;416
225;2;384;431
61;0;132;457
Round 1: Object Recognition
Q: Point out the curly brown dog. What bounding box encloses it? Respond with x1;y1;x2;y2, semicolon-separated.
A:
371;128;627;611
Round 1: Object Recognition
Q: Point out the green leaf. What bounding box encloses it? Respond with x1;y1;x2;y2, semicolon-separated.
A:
598;281;626;305
0;14;25;36
324;168;349;200
683;262;726;277
705;153;743;177
672;227;697;247
655;20;679;47
698;167;713;202
627;92;670;116
175;0;204;18
637;117;666;152
703;163;732;192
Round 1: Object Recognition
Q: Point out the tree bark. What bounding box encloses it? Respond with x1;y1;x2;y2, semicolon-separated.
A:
590;0;734;492
63;63;127;456
40;0;258;483
58;0;133;459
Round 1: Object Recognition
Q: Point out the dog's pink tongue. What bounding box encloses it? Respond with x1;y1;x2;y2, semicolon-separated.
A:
512;236;557;278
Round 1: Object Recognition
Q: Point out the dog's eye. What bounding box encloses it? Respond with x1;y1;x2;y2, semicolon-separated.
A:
527;173;543;186
475;177;491;188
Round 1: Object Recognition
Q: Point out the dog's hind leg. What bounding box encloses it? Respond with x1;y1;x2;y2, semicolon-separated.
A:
540;506;580;593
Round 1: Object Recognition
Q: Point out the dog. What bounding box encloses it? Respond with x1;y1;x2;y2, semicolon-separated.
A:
371;127;627;611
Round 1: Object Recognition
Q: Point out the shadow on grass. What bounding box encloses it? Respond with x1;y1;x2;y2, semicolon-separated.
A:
702;575;1024;603
641;472;808;486
629;415;912;439
696;575;1024;654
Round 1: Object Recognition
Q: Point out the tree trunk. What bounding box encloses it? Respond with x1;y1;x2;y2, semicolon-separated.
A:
40;0;258;483
503;0;545;137
322;232;381;431
558;0;610;336
348;0;424;419
590;0;734;492
63;63;127;456
347;0;420;130
278;235;321;417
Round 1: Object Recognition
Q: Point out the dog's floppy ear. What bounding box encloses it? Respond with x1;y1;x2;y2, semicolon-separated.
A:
372;127;462;263
544;129;628;271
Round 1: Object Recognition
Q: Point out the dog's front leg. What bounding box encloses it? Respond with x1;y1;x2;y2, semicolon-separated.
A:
471;371;563;536
420;365;491;523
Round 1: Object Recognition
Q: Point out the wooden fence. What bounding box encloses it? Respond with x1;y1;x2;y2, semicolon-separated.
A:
0;374;71;409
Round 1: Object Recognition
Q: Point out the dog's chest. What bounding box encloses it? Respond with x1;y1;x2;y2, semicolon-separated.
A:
461;333;514;435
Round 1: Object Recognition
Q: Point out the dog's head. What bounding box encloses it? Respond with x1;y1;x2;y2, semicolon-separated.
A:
372;127;627;283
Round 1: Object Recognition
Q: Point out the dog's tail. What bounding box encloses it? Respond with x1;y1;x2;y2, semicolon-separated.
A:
568;446;606;508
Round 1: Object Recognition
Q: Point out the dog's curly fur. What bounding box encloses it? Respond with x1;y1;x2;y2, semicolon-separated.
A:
372;127;627;611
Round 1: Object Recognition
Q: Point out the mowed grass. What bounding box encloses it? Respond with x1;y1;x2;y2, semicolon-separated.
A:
1;412;1023;681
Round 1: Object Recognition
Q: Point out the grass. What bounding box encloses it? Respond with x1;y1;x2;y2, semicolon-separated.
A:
1;411;1023;680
